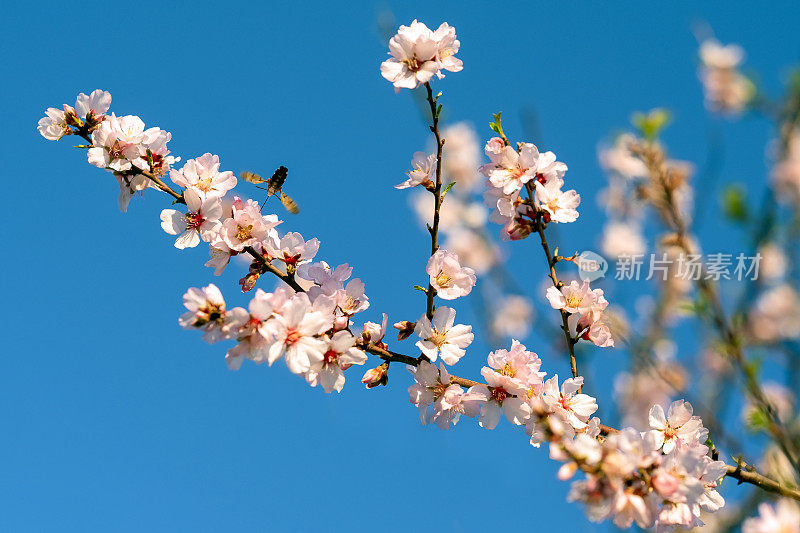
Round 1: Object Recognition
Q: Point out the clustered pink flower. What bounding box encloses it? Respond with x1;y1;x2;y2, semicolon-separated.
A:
481;136;578;240
546;279;614;348
40;26;744;531
182;256;378;394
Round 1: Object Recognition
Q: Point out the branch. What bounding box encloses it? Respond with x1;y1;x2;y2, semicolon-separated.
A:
423;82;445;320
632;139;800;476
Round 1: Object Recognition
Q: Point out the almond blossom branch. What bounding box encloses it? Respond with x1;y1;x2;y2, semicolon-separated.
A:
631;138;800;476
423;82;444;320
724;461;800;501
532;207;580;383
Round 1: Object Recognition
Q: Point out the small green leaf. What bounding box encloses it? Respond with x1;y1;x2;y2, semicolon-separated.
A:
441;182;456;197
720;184;749;223
631;108;671;141
745;408;769;432
489;111;506;141
413;285;428;293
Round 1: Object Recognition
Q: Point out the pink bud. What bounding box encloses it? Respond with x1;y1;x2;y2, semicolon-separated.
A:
393;320;416;341
333;316;350;331
361;363;389;389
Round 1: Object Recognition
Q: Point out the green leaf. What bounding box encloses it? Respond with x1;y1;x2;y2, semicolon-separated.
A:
413;285;429;293
489;111;506;141
720;184;749;223
745;408;770;432
631;108;671;141
441;182;456;197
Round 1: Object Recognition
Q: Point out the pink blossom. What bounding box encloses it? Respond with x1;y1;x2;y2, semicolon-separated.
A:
396;151;436;189
414;306;473;365
542;375;598;429
380;20;461;91
169;153;237;199
426;249;476;300
648;400;708;454
160;188;222;249
179;284;248;344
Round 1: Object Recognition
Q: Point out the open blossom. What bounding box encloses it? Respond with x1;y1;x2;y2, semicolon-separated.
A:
396;151;436;189
546;279;608;319
224;289;280;370
480;139;541;194
87;114;161;172
38;89;112;141
408;361;444;422
426;249;476;300
573;313;614;348
743;499;800;533
535;178;580;223
468;370;530;429
266;232;320;271
335;278;370;316
648;400;708;454
305;331;367;393
220;197;282;251
409;361;478;428
160;188;222;249
169;153;237;199
380;20;461;90
74;89;112;122
37;107;70;141
542;375;598;429
179;284;248;344
485;340;546;392
414;306;473;365
297;261;352;287
263;293;332;375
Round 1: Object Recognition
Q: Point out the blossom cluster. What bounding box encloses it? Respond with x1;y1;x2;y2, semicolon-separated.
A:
38;90;181;211
180;261;377;393
406;339;724;530
42;18;800;531
481;136;579;240
548;279;614;348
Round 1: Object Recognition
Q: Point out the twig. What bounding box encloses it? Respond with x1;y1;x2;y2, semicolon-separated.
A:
423;82;444;320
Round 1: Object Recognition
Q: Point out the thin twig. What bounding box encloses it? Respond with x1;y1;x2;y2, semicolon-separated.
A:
423;82;444;320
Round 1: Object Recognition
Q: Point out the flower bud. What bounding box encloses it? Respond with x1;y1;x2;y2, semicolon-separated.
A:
333;316;350;331
393;320;416;341
62;104;82;128
239;271;260;292
361;363;389;388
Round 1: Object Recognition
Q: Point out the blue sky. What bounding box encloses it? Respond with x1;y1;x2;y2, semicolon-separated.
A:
4;1;800;531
